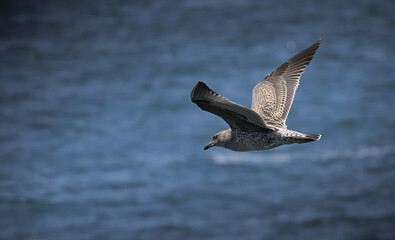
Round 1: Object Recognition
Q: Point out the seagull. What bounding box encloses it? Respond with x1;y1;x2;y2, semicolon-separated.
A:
191;39;322;152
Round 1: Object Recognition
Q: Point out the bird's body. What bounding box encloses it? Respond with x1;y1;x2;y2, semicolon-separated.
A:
212;129;319;152
191;39;322;152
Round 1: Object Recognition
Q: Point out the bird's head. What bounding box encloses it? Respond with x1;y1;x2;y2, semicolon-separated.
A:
204;129;231;150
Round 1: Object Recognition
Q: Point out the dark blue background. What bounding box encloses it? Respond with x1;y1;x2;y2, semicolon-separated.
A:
1;0;395;239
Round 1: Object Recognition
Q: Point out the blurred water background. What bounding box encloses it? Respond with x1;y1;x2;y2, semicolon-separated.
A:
1;0;395;239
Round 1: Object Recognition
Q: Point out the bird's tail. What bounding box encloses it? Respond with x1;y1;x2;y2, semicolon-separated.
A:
295;134;321;144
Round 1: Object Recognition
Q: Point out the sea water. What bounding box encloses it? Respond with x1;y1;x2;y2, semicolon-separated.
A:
1;1;395;239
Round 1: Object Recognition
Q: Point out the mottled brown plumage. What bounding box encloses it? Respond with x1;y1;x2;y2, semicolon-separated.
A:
251;39;322;128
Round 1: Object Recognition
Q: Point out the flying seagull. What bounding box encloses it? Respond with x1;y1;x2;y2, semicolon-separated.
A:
191;39;322;151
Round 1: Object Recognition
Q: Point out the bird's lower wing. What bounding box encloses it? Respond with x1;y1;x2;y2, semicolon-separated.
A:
191;82;274;132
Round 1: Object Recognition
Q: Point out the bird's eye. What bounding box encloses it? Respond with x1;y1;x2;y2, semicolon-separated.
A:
213;135;218;140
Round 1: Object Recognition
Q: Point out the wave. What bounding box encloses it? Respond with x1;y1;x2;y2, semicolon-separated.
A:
211;145;395;165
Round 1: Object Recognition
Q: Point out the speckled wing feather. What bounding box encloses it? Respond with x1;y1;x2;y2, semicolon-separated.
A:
251;39;322;129
191;82;274;132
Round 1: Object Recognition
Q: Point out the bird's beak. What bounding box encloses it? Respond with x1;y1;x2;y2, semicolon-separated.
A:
204;141;215;150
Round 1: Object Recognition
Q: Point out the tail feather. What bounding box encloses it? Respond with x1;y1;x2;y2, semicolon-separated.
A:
305;134;321;141
295;134;321;144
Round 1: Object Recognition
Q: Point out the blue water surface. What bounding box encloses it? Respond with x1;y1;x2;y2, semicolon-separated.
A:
1;0;395;239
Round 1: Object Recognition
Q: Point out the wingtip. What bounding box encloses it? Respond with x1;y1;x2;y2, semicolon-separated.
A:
191;81;208;101
313;38;322;48
302;38;322;56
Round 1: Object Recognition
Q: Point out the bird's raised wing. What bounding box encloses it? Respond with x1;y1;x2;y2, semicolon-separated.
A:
191;81;274;132
251;39;322;129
